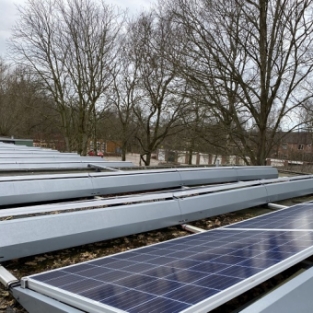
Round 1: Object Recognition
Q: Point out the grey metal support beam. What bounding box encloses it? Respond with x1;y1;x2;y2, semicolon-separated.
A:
265;178;313;202
0;153;81;158
0;160;134;171
0;180;275;220
11;287;85;313
176;166;277;185
0;150;61;154
239;267;313;313
0;167;278;206
87;163;122;171
0;200;181;261
0;146;56;152
0;192;173;218
178;185;268;223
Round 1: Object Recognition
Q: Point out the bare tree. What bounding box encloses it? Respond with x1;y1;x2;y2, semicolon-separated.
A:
0;59;20;136
167;0;313;165
108;33;141;161
0;58;58;139
128;12;187;165
11;0;122;154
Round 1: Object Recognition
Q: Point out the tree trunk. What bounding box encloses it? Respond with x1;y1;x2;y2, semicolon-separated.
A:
82;133;88;156
257;128;267;165
140;152;151;166
64;136;70;152
121;144;127;161
145;152;151;166
188;149;193;165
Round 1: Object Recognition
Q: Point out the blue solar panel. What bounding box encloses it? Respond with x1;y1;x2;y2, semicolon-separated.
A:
227;202;313;230
25;228;313;313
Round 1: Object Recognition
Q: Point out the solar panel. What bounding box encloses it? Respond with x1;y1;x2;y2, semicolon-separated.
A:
226;202;313;230
23;228;313;313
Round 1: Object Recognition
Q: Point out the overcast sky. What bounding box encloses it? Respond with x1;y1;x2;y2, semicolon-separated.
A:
0;0;154;58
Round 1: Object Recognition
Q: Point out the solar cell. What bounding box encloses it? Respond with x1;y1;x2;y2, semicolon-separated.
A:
23;228;313;313
226;202;313;230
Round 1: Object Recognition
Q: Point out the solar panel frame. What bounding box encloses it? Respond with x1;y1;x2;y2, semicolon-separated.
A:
23;228;313;313
225;202;313;231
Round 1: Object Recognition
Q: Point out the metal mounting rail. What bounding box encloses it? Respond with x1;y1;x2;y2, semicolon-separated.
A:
1;175;313;261
0;150;61;154
0;149;64;158
0;191;174;218
0;160;134;171
0;154;87;159
0;145;55;152
0;166;278;206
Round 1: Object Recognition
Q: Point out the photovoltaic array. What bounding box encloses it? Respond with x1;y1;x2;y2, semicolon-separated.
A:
24;202;313;313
